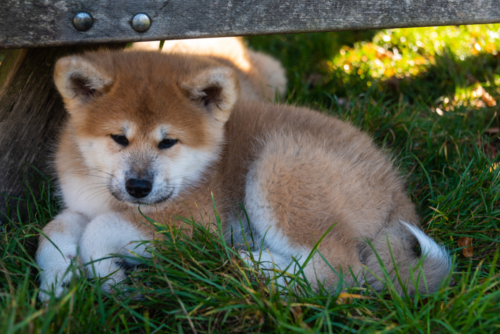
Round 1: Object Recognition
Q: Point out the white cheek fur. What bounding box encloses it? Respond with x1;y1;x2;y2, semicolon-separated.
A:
79;138;117;173
60;138;119;216
150;144;219;200
170;145;218;190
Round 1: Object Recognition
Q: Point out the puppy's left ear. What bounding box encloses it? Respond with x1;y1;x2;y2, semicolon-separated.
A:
181;67;239;123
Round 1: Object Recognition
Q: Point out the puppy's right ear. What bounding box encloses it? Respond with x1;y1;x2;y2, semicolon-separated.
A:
181;67;239;123
54;56;113;110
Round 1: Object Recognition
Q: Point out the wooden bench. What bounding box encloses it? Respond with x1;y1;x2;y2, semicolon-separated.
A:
1;0;500;219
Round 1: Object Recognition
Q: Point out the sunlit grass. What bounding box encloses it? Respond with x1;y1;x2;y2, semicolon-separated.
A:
335;25;500;79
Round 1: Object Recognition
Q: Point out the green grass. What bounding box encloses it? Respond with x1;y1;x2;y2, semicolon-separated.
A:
2;25;500;333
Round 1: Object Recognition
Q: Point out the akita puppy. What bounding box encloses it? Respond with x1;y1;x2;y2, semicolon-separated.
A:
131;37;287;102
36;50;451;301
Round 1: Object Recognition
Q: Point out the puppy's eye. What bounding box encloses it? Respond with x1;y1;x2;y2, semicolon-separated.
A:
158;138;178;149
111;134;129;147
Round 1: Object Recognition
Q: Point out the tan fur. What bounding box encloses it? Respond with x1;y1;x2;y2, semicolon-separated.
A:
131;37;287;101
38;49;450;300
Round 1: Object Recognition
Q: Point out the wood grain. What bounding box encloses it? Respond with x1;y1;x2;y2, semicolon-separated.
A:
1;0;500;49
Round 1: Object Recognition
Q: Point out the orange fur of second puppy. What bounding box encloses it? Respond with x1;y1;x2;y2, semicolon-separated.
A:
36;49;451;302
131;37;287;102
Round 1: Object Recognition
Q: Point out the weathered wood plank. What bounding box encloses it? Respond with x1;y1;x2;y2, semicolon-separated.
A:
0;44;124;222
1;0;500;49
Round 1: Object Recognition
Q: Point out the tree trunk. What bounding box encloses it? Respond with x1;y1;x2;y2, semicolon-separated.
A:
0;44;124;223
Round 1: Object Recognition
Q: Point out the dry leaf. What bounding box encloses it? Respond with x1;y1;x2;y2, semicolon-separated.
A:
473;84;497;107
485;127;500;134
279;301;310;329
481;91;496;107
336;292;373;304
458;237;473;257
290;305;303;319
490;162;499;173
375;45;394;59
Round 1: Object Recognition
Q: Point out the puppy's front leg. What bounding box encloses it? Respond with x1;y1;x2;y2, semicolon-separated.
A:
36;210;90;301
79;212;152;294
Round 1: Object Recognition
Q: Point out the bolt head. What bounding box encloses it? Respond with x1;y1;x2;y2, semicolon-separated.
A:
73;12;93;31
132;13;151;32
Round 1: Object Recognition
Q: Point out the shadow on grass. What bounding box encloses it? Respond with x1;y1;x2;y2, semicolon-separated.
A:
246;30;378;97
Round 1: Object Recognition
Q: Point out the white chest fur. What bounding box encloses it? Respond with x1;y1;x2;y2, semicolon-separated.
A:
59;174;114;218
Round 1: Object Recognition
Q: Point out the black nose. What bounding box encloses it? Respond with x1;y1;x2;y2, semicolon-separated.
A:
125;179;152;199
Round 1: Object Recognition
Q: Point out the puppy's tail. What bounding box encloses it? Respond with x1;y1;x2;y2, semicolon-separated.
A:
359;221;451;295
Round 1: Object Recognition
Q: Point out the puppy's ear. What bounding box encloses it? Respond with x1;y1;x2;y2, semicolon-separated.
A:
54;55;113;110
181;67;239;123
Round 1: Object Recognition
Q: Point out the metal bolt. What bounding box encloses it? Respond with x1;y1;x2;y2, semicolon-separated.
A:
73;12;93;31
132;13;151;32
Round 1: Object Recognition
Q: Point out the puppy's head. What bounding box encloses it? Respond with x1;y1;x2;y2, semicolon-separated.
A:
54;50;239;206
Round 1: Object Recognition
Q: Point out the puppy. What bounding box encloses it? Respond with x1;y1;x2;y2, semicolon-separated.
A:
131;37;287;101
36;50;450;301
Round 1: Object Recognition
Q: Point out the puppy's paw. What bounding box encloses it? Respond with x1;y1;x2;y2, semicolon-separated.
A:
36;210;90;302
85;257;145;299
79;212;151;296
238;249;258;268
38;255;81;302
82;255;127;293
238;249;290;290
37;240;81;302
238;249;275;269
39;274;71;302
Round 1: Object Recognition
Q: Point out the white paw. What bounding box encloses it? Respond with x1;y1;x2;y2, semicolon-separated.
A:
37;252;81;302
238;249;255;267
36;210;90;301
79;212;150;294
239;249;289;289
83;256;129;293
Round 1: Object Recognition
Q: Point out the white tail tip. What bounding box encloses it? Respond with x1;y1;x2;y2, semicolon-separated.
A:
401;221;451;267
